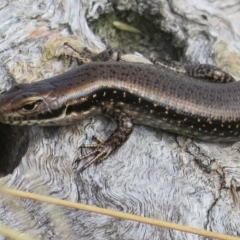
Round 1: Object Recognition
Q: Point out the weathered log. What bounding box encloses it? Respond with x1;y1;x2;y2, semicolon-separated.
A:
0;1;240;239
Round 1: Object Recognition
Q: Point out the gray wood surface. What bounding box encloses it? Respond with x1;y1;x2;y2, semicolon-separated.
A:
0;1;240;239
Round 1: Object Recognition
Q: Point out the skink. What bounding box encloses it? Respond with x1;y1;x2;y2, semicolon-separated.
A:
0;61;239;170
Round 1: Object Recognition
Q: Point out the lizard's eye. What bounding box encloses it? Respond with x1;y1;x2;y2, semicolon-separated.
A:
21;100;42;111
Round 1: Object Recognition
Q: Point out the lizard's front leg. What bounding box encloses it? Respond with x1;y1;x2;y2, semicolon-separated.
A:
75;108;133;171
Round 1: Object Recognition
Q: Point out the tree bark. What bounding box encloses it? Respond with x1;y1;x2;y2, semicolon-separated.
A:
0;0;240;239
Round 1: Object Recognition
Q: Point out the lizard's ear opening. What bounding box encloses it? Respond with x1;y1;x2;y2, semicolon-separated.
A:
66;105;73;116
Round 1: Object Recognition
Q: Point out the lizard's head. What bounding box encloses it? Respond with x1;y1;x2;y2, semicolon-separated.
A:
0;82;65;125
